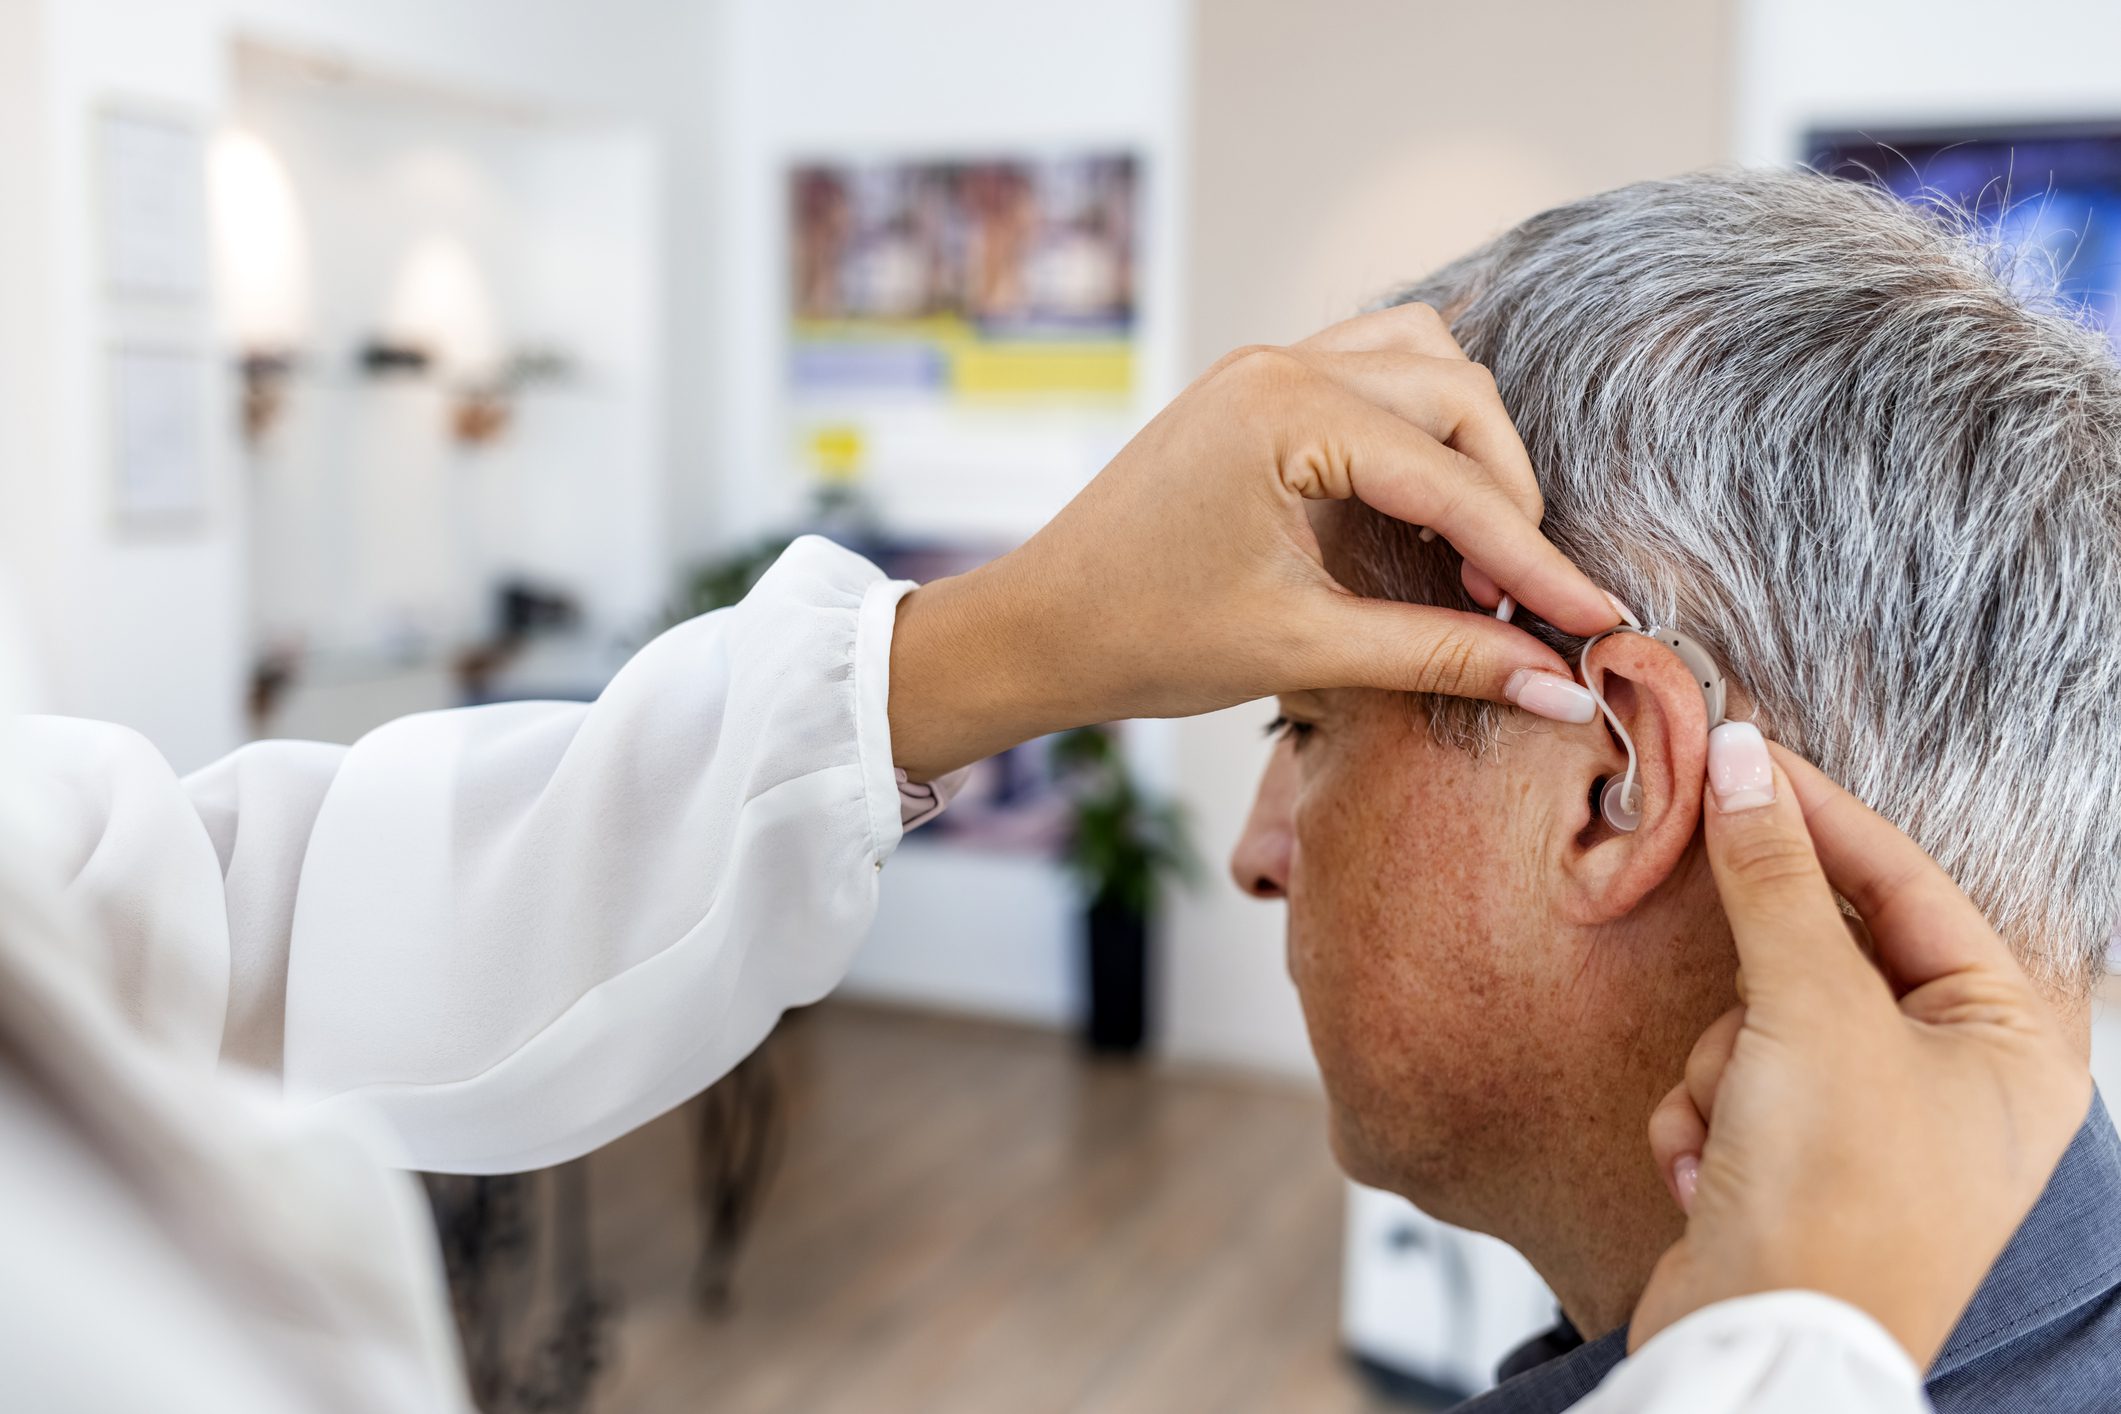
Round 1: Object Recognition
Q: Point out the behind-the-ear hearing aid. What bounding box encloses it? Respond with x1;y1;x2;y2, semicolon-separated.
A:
1583;623;1727;833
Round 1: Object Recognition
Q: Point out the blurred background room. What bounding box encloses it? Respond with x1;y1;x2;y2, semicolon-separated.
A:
3;1;2119;1410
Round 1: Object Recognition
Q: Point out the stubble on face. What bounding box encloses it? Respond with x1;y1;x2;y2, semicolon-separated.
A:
1282;689;1582;1229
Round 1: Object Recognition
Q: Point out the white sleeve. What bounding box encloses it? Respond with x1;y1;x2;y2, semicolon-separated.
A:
16;535;916;1175
1570;1291;1929;1414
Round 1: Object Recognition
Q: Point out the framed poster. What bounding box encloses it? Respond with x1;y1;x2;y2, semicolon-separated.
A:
109;343;209;527
98;105;209;301
789;152;1139;403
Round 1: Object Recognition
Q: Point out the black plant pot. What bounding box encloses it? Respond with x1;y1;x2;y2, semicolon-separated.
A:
1084;897;1150;1054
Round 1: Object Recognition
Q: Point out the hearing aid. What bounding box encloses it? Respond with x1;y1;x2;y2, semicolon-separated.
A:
1583;625;1728;833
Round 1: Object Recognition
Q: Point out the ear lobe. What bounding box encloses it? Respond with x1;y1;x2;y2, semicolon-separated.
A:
1564;636;1712;923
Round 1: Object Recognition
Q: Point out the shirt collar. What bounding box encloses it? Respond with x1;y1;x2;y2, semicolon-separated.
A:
1462;1321;1624;1413
1465;1089;2121;1411
1930;1087;2121;1378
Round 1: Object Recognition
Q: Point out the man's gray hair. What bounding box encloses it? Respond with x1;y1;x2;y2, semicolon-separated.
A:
1343;167;2121;996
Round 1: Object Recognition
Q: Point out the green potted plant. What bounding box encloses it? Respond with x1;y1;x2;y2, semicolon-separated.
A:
669;534;795;621
1051;726;1196;1054
667;484;877;623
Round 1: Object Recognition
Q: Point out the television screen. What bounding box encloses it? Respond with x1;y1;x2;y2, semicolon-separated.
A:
1809;121;2121;355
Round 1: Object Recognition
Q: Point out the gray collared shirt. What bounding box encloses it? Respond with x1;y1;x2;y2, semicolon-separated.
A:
1456;1090;2121;1413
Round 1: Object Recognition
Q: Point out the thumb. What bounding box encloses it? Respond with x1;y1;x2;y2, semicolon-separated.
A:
1701;723;1881;1007
1769;743;2028;995
1304;593;1593;718
1629;1239;1708;1354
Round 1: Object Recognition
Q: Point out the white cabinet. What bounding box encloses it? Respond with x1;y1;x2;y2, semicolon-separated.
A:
1341;1183;1558;1402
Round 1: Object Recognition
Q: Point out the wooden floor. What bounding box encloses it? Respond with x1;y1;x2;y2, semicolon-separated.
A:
583;1003;1418;1414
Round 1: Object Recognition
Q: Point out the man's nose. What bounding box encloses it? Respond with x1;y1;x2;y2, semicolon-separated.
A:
1229;747;1297;899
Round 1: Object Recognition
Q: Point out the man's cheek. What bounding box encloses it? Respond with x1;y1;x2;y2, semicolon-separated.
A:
1282;885;1323;990
1285;881;1378;1015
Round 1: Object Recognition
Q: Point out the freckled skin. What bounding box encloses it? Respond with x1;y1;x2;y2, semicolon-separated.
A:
1245;687;1738;1339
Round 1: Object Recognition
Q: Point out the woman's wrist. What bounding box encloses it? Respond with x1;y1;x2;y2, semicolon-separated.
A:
888;559;1058;780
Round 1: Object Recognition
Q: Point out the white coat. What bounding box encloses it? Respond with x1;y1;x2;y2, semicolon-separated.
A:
0;536;1926;1412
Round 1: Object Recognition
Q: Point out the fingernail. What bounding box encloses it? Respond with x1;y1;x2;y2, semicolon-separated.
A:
1709;721;1775;812
1418;525;1438;543
1605;591;1641;628
1673;1153;1700;1214
1505;668;1597;724
1494;593;1517;624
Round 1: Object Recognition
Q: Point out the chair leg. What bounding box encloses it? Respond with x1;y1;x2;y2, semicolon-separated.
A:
424;1163;615;1414
692;1043;784;1313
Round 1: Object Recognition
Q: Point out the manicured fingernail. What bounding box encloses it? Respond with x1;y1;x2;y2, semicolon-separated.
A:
1505;669;1597;724
1494;593;1517;624
1605;591;1640;628
1709;721;1775;812
1673;1153;1700;1214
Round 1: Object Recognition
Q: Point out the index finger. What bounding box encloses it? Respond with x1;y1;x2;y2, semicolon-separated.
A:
1294;309;1548;532
1769;743;2024;992
1296;349;1544;528
1295;302;1469;360
1326;385;1613;636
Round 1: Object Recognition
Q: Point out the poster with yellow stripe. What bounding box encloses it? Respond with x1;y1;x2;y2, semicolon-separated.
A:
789;155;1138;407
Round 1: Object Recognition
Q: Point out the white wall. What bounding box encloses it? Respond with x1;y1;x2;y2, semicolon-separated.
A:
5;0;714;770
0;0;56;701
839;847;1085;1028
27;0;243;770
705;0;1192;1026
1735;0;2121;162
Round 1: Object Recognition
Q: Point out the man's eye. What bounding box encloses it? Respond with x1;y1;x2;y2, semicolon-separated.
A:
1264;714;1317;749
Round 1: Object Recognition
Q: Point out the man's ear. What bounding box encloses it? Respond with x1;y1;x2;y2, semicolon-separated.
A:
1558;633;1712;924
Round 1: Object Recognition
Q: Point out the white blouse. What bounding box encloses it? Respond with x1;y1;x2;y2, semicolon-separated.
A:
0;535;1929;1412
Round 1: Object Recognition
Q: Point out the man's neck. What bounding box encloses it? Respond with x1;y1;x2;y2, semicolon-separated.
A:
1514;1178;1681;1340
1471;1092;1691;1342
1514;1001;2093;1343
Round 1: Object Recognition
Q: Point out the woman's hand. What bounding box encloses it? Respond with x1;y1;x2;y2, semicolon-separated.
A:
1630;724;2093;1367
887;304;1618;778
